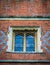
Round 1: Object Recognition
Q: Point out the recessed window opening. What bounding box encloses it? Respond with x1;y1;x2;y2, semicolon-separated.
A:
7;27;42;53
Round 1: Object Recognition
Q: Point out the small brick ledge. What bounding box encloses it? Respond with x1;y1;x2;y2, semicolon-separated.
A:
0;60;50;63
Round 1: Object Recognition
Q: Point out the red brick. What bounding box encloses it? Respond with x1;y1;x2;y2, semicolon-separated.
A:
0;0;50;65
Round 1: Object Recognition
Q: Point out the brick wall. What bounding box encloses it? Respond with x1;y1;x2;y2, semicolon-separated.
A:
0;20;50;60
0;0;50;65
0;0;50;16
0;62;50;65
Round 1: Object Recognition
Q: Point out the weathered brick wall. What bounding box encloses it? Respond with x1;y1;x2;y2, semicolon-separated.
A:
0;0;50;16
0;20;50;60
0;63;50;65
0;0;50;65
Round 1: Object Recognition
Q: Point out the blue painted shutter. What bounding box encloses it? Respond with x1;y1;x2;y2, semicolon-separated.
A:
26;35;35;52
15;35;23;52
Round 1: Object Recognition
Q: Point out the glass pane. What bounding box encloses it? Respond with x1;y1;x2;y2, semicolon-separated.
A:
15;47;23;51
14;35;23;52
26;47;35;51
26;35;35;52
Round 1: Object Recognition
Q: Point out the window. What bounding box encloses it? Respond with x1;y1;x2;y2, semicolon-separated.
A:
26;34;35;52
15;34;24;52
7;26;42;53
14;32;35;52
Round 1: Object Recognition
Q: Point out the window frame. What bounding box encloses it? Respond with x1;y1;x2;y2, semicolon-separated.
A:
14;33;24;52
7;26;43;53
13;31;35;52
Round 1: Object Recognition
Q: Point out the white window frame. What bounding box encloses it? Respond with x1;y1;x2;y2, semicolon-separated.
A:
7;26;43;53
